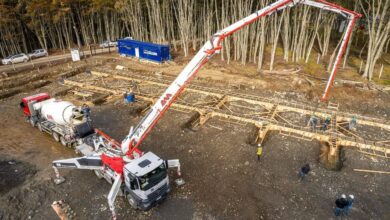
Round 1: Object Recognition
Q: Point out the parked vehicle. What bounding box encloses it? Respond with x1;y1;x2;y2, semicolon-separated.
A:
1;53;29;65
1;55;13;65
20;93;95;147
99;40;118;48
28;49;48;59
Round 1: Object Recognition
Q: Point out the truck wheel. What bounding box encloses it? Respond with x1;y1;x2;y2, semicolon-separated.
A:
59;136;67;147
29;117;36;127
52;132;60;142
126;194;139;210
37;123;44;132
94;170;104;179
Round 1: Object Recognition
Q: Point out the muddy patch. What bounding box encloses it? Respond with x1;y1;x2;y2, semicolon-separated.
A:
0;158;37;194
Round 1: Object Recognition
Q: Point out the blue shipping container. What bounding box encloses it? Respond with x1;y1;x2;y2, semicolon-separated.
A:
118;39;170;63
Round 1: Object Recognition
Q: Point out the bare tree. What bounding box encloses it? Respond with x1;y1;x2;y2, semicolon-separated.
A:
172;0;195;57
359;0;390;80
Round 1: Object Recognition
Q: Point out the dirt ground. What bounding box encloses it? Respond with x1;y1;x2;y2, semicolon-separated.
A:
0;54;389;220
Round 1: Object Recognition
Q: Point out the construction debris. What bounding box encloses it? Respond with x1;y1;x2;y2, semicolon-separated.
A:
51;200;75;220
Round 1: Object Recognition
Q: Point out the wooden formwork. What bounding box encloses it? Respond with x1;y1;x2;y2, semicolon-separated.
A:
63;70;390;158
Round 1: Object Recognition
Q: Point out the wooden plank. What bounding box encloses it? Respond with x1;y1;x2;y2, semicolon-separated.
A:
73;90;93;98
354;169;390;174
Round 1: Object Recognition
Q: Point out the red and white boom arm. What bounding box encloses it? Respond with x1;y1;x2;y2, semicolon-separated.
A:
121;0;362;157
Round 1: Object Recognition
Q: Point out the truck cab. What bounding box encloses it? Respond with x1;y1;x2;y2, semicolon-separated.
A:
19;93;51;117
123;152;170;210
20;93;51;117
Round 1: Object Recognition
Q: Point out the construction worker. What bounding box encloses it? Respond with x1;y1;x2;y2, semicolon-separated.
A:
321;117;331;131
82;104;91;121
256;144;263;161
334;194;348;217
128;89;135;103
349;117;357;131
308;116;318;131
124;89;135;104
344;194;355;216
298;163;310;180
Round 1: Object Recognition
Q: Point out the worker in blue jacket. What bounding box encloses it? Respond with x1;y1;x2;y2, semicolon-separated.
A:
344;194;355;216
334;194;348;217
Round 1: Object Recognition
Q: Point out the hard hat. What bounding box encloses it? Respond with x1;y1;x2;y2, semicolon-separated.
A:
341;194;347;199
349;195;354;200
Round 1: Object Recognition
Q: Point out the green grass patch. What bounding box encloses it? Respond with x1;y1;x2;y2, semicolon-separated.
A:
301;59;325;76
374;79;390;86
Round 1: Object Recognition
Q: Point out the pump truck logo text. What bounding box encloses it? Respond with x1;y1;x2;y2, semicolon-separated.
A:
161;94;172;106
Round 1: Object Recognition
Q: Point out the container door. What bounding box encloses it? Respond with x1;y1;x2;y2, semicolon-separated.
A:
135;47;140;58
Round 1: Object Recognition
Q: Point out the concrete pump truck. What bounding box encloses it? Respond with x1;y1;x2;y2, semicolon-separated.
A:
50;0;361;218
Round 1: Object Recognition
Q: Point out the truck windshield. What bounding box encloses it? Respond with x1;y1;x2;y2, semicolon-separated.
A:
138;163;167;191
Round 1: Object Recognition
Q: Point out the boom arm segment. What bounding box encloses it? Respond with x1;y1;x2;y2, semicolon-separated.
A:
52;156;103;170
301;0;362;101
121;0;362;157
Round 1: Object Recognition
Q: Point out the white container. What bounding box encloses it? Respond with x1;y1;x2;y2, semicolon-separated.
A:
41;100;77;125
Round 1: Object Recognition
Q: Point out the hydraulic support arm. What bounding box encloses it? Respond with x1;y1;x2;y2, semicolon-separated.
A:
52;156;103;184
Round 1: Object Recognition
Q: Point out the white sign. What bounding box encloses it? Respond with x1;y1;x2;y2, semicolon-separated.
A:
71;49;81;62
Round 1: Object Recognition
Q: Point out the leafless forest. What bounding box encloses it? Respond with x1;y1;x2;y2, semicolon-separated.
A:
1;0;389;79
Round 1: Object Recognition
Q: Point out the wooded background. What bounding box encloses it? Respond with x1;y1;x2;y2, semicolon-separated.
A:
0;0;389;80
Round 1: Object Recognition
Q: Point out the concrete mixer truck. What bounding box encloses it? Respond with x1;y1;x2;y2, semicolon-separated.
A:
20;93;95;147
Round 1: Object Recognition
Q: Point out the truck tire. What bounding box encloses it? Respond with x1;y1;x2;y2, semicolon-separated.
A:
94;170;104;179
126;194;139;210
29;117;36;127
59;136;67;147
37;123;44;132
52;132;60;142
